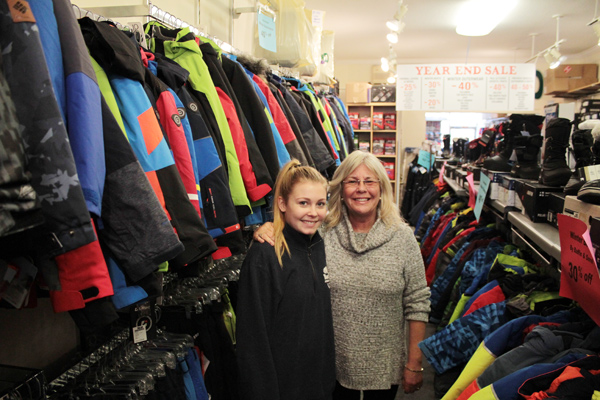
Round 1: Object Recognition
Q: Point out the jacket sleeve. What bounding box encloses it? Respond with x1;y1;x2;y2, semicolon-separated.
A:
236;244;281;400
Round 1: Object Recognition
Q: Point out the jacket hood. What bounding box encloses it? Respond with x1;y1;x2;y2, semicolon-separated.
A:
78;17;145;83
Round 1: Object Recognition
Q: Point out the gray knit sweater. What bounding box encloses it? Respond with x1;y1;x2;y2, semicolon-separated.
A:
323;211;430;390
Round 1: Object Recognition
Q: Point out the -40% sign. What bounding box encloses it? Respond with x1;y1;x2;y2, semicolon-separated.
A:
457;82;479;90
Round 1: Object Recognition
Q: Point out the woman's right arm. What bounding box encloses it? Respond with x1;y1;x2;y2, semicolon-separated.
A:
253;222;275;246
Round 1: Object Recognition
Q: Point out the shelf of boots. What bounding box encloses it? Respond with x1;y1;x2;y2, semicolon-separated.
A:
443;174;561;263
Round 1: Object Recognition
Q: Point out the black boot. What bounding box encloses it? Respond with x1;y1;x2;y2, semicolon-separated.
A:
442;134;451;158
511;134;544;180
564;129;594;195
539;118;572;187
447;138;466;165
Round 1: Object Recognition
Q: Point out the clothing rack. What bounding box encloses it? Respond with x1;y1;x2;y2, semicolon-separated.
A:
71;4;131;31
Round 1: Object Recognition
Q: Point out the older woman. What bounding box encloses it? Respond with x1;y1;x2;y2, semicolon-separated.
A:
255;151;430;399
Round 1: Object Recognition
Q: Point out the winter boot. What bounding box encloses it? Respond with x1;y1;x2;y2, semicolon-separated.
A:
510;134;544;180
474;129;496;166
539;118;572;187
442;134;451;158
447;138;466;165
483;114;544;172
564;129;594;195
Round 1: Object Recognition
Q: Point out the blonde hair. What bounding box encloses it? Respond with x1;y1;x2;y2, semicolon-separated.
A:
273;159;328;266
324;151;402;230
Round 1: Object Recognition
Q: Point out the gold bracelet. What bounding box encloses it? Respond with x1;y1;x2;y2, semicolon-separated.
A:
405;365;424;373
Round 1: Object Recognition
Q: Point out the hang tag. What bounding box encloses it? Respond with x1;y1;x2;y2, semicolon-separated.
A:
520;130;530;137
2;259;37;309
130;300;157;342
133;325;147;344
509;149;518;162
7;0;36;23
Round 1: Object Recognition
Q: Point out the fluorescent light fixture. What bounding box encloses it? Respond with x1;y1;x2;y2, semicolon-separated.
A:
456;0;518;36
387;31;399;44
544;47;566;69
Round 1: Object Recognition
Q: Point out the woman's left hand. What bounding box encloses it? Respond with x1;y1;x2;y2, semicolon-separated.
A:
402;368;423;394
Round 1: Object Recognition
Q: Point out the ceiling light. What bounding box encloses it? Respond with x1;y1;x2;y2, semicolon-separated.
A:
544;47;566;69
381;57;390;72
455;0;518;36
590;18;600;46
387;75;397;84
386;32;399;44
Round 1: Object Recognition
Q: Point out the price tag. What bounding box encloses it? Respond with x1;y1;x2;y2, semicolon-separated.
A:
257;12;277;52
474;173;490;222
133;326;147;343
558;214;600;326
466;172;477;209
417;150;432;170
439;161;446;184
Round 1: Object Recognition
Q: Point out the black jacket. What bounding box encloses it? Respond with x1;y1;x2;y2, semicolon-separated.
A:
236;225;335;400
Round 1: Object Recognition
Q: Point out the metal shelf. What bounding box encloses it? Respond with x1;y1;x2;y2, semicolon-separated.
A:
507;211;561;262
444;176;468;197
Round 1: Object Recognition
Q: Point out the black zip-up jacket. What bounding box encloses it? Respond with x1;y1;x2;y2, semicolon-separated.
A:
237;224;335;400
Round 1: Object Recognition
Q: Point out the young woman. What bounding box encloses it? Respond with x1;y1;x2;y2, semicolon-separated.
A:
236;160;335;400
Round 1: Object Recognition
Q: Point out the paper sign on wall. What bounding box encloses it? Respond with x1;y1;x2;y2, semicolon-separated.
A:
396;64;536;112
474;173;490;222
257;12;277;52
558;214;600;326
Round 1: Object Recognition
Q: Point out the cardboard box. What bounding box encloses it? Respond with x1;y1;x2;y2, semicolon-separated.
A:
499;175;523;208
348;112;360;129
373;138;385;155
545;64;598;94
359;117;371;130
456;170;467;187
563;195;600;228
346;82;372;104
466;165;481;182
445;164;456;179
371;85;396;102
482;168;510;200
384;139;396;155
384;113;396;130
546;192;566;229
373;112;384;130
517;181;564;223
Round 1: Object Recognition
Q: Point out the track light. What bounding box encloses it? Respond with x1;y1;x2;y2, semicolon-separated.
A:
590;18;600;46
544;47;566;69
381;57;390;72
386;32;399;44
387;75;397;84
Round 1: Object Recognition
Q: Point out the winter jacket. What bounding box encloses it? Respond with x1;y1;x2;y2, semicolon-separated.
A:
90;56;183;281
146;24;251;215
0;67;41;237
199;43;273;199
221;55;280;182
271;77;335;174
151;54;246;255
79;18;217;267
0;3;97;259
237;225;335;400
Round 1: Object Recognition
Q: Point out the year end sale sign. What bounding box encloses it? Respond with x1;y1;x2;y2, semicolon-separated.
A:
558;214;600;326
396;64;536;112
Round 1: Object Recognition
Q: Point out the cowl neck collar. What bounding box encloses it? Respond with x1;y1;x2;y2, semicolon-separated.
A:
332;208;396;254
